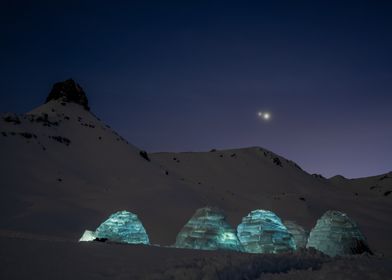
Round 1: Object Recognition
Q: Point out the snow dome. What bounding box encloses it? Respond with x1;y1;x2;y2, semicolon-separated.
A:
237;210;296;254
94;210;150;244
283;220;308;249
174;206;243;251
306;210;371;257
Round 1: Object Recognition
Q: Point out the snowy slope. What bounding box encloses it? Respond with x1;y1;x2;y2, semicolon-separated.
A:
151;148;334;229
0;80;391;258
0;236;390;280
151;150;392;255
0;80;392;279
330;172;392;198
0;99;206;244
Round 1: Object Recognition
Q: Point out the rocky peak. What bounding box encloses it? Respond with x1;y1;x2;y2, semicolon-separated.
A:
46;79;90;110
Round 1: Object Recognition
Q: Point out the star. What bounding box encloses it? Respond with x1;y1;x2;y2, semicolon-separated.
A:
257;111;271;121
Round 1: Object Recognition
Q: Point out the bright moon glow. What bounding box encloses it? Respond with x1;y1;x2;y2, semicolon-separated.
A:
257;111;271;121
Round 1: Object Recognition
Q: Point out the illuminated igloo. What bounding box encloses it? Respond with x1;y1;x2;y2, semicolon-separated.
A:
174;206;243;251
306;210;371;256
283;220;308;249
94;210;149;244
237;210;296;254
79;230;96;242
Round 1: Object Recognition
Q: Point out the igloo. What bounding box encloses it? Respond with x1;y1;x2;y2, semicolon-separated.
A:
174;206;243;251
283;220;308;249
306;210;371;256
237;210;296;254
79;230;96;242
94;210;150;244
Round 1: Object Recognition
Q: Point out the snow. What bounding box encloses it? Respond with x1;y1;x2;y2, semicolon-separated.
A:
2;234;391;280
0;94;391;279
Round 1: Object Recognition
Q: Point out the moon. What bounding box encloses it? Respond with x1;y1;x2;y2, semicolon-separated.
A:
257;111;271;121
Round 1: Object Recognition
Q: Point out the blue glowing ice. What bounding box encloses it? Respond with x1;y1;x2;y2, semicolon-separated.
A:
174;207;243;251
95;210;149;244
306;210;371;256
237;209;296;253
283;220;308;249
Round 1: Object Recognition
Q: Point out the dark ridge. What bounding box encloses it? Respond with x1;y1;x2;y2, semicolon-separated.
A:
3;114;21;124
46;79;90;110
19;132;37;139
49;136;71;146
384;191;391;196
312;173;326;179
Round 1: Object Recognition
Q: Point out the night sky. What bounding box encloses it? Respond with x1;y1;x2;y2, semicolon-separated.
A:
1;1;391;178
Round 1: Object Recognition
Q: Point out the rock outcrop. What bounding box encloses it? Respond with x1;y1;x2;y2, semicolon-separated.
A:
46;79;90;110
174;206;242;251
306;210;372;256
237;209;296;253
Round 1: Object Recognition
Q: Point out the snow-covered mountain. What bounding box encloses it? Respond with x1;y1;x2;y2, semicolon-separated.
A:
0;81;207;245
0;79;391;261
